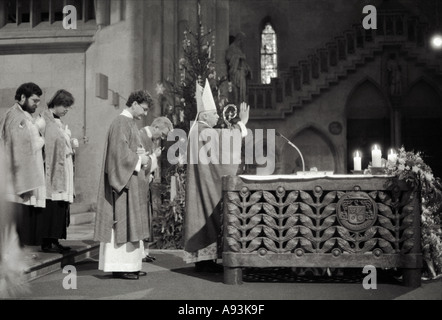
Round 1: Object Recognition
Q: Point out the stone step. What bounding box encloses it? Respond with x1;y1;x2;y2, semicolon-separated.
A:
70;211;95;225
70;203;92;214
67;221;95;241
23;241;100;283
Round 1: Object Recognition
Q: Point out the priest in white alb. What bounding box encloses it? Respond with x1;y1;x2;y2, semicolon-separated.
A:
94;90;159;280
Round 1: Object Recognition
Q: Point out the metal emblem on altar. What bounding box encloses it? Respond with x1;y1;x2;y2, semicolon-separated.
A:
336;192;377;232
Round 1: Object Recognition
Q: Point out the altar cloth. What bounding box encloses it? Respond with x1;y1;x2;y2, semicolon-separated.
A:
238;174;392;180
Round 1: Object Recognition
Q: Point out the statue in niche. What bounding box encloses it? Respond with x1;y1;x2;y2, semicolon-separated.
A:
386;53;402;96
226;32;252;105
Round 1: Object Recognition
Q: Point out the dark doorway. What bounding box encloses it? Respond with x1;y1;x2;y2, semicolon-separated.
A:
402;117;442;179
401;79;442;179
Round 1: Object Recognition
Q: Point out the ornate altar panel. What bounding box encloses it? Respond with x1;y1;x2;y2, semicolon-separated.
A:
222;175;422;287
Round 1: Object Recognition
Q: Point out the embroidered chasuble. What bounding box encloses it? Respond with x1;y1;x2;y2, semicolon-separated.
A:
183;121;244;262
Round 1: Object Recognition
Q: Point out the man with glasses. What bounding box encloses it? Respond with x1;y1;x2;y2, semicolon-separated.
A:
0;82;46;247
94;89;156;280
138;116;173;262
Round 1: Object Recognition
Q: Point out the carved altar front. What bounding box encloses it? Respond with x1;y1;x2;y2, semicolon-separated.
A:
222;175;422;287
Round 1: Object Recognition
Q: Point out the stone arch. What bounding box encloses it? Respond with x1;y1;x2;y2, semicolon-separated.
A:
345;77;392;118
257;13;289;41
254;11;289;72
345;77;392;171
278;124;338;174
402;76;442;117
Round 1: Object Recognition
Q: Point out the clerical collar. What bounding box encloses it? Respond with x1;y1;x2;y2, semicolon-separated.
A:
51;111;60;119
121;109;133;119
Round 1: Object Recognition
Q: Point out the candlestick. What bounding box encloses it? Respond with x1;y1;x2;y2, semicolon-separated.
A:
388;149;397;163
371;144;382;167
354;150;362;171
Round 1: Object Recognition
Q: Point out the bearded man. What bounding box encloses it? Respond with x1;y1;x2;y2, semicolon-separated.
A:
0;82;46;246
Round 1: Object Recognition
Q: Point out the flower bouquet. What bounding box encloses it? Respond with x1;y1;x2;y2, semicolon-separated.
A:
379;147;442;280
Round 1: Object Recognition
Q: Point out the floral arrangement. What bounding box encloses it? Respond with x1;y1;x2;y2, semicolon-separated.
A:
152;161;186;249
367;146;442;280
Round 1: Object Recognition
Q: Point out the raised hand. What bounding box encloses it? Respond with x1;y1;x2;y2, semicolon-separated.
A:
238;102;250;126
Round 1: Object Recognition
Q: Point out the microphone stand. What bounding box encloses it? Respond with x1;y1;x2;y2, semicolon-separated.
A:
276;131;305;172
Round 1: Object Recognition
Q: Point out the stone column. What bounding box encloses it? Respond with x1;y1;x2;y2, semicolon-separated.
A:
30;0;41;28
0;0;7;28
177;0;193;68
142;0;163;120
163;0;177;91
392;108;402;147
215;0;230;99
95;0;110;28
126;0;144;94
390;96;402;147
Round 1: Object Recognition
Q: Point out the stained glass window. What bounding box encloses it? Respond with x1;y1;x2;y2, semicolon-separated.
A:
261;23;277;84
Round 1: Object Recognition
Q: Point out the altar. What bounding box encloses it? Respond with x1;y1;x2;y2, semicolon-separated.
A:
221;174;422;287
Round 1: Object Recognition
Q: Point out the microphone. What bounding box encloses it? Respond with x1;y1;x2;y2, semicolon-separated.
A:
275;131;305;172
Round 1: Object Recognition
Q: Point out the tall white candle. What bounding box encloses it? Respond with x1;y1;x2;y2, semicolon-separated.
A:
354;150;362;171
170;175;177;201
388;149;397;163
372;144;382;167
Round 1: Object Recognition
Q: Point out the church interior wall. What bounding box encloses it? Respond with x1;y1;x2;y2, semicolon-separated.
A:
226;0;441;175
0;52;86;148
228;0;372;80
77;7;140;210
0;51;87;205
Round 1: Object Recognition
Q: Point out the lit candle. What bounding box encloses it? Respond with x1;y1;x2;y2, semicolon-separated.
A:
354;150;362;171
371;144;382;167
388;149;397;163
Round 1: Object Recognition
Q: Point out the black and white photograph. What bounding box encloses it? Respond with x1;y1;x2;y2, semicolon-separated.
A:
0;0;441;306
